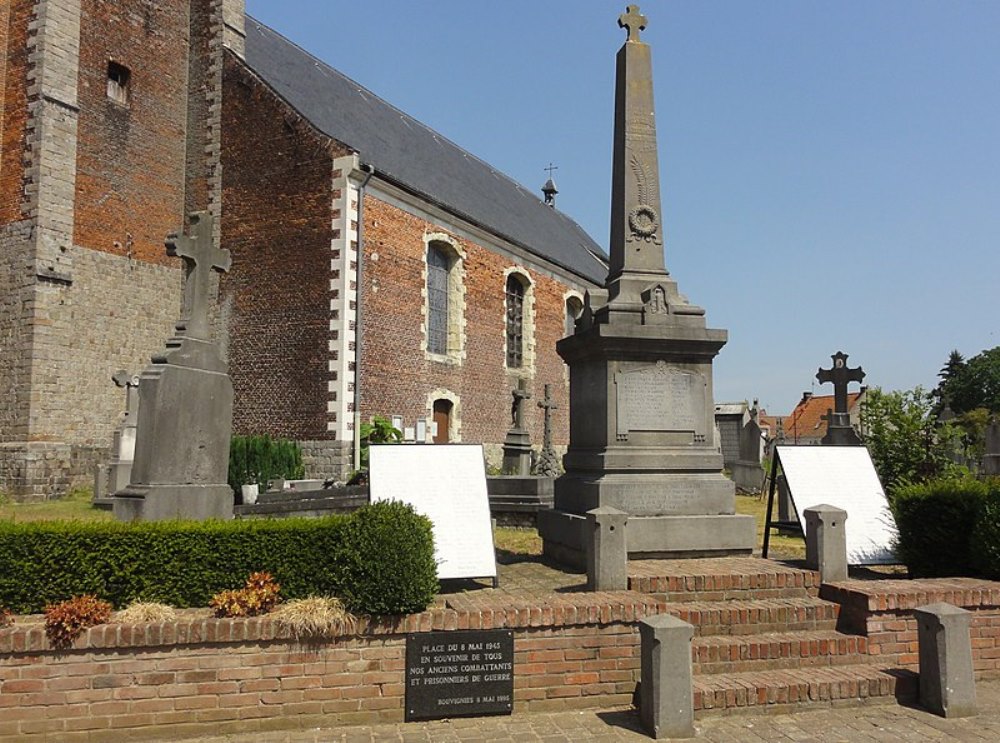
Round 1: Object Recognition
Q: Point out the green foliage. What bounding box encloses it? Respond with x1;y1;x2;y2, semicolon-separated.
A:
891;477;987;577
940;346;1000;415
860;386;965;496
335;500;438;615
971;481;1000;580
228;435;305;493
0;503;437;616
359;416;402;469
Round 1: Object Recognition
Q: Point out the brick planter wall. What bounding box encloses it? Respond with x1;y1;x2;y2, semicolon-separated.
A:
0;598;659;742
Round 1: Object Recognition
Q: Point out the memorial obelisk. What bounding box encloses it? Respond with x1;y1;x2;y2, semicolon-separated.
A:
539;6;755;565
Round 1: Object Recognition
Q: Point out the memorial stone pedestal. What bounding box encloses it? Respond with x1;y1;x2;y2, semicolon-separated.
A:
539;6;754;566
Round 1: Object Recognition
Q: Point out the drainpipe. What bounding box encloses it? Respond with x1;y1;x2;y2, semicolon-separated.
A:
352;163;375;472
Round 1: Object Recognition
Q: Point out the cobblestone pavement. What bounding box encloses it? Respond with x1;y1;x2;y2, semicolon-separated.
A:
186;679;1000;742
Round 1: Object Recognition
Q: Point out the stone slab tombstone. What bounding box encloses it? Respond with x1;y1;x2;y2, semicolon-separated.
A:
983;418;1000;476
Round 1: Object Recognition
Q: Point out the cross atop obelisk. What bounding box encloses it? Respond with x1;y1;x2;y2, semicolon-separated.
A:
166;212;231;342
607;4;668;305
618;5;647;42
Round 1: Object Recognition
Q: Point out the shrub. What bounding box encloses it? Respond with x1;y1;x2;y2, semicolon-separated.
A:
0;502;436;616
228;434;305;494
209;572;282;618
891;477;987;577
44;595;112;649
115;602;177;624
336;500;438;615
272;596;356;639
0;606;12;629
971;480;1000;579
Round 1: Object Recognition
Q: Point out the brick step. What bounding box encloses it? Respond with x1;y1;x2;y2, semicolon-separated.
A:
693;665;918;714
629;557;820;602
692;630;871;675
663;597;840;635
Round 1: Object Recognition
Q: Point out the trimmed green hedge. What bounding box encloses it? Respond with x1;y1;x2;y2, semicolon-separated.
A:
0;502;437;616
892;478;987;577
972;481;1000;580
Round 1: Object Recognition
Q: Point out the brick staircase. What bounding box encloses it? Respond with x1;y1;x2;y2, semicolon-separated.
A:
627;558;918;714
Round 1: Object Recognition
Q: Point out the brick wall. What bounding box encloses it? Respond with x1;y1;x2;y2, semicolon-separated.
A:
0;601;648;740
822;578;1000;675
361;196;581;452
219;54;347;442
0;0;31;225
0;1;227;499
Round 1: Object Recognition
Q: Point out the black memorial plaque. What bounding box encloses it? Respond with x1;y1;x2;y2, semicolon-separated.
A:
405;629;514;721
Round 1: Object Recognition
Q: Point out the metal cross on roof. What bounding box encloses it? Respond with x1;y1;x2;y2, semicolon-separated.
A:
545;163;559;178
166;212;231;342
816;351;865;415
618;5;647;42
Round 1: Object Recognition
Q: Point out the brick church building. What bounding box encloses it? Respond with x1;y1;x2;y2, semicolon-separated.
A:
0;1;605;498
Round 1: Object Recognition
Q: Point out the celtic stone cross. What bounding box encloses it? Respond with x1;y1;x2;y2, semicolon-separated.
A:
618;5;647;42
166;212;231;342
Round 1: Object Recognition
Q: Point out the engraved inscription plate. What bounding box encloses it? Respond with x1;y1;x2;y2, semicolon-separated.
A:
406;630;514;721
616;362;705;437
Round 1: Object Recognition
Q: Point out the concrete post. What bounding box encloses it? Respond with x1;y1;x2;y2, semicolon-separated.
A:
804;504;848;583
914;602;977;718
640;614;696;739
586;507;628;591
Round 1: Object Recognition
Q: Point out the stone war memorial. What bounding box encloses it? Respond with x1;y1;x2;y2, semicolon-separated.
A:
539;5;755;565
112;213;235;522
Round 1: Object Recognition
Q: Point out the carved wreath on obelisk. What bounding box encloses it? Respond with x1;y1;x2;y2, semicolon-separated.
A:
628;154;660;242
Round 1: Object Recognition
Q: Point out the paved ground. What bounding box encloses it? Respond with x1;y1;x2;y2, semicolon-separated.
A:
186;679;1000;742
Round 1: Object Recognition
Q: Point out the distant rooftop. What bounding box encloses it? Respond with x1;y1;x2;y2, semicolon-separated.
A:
242;18;609;285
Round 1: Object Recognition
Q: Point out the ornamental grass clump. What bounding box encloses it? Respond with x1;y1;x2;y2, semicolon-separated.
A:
44;595;112;649
115;601;178;624
272;596;357;639
209;571;281;618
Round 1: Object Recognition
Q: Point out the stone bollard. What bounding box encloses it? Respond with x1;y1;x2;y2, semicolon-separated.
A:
640;614;696;739
914;602;977;718
803;504;848;583
585;506;628;591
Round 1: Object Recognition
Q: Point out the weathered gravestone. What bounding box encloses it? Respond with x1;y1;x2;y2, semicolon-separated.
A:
501;379;532;476
731;403;764;492
94;370;141;502
113;213;235;521
539;6;754;564
983;417;1000;476
535;383;560;478
817;351;864;446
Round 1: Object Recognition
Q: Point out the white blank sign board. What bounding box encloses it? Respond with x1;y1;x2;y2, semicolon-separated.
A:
776;445;897;565
369;444;496;581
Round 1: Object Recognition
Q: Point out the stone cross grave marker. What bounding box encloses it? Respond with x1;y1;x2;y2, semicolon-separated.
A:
503;380;533;476
817;351;865;446
536;384;560;478
167;212;231;341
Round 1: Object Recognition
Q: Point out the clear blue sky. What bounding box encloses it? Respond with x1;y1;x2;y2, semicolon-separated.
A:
245;1;1000;416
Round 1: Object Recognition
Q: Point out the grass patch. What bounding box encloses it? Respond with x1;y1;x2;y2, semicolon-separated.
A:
494;527;542;557
0;487;112;524
735;493;805;559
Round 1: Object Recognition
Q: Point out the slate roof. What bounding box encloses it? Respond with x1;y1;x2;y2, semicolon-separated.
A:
242;18;609;285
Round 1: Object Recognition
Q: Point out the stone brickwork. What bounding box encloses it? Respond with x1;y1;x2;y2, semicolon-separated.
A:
298;439;353;482
0;1;233;499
